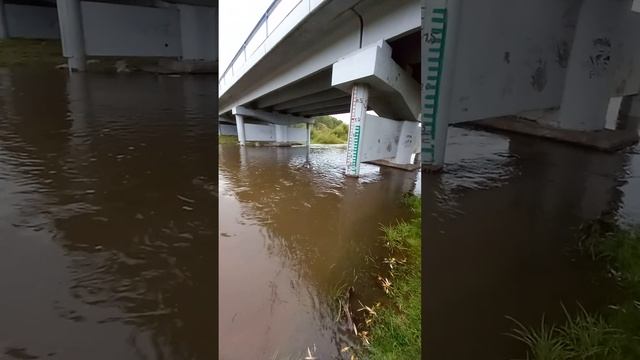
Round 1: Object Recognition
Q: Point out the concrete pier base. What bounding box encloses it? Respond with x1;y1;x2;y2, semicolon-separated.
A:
471;116;639;152
365;159;420;171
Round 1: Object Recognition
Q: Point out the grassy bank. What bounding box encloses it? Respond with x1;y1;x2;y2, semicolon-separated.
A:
365;195;422;359
508;220;640;360
218;135;238;145
0;39;64;66
0;38;170;72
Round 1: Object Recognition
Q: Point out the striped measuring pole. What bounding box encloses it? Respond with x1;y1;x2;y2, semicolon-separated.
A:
422;1;448;166
345;84;369;177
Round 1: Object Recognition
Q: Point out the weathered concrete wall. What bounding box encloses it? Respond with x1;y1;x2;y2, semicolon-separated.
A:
219;124;238;136
360;114;419;162
6;4;59;39
178;4;217;60
80;2;181;57
244;123;307;142
557;0;640;130
447;0;582;124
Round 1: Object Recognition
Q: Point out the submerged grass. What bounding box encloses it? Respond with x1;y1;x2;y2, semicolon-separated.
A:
508;222;640;360
365;194;421;360
0;39;64;66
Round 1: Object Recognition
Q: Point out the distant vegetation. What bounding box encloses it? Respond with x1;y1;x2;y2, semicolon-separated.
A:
311;115;349;144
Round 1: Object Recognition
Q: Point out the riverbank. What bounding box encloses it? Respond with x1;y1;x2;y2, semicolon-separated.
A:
218;135;238;144
0;39;213;73
365;195;422;359
0;39;64;66
509;219;640;360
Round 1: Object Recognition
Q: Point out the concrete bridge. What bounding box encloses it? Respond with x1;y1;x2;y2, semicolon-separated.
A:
0;0;217;71
219;0;422;177
422;0;640;171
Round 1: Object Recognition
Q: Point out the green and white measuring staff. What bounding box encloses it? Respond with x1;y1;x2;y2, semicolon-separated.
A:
346;84;368;177
422;3;448;164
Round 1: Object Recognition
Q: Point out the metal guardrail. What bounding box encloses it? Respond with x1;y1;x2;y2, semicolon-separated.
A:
219;0;324;96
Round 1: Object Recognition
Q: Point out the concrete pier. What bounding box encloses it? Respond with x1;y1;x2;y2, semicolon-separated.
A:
57;0;86;71
235;114;246;146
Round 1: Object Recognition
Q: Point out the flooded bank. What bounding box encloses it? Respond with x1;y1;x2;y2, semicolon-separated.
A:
424;126;640;359
218;145;420;359
0;67;217;359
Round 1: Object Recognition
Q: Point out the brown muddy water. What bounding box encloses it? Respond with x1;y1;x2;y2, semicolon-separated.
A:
0;68;217;359
424;126;640;359
218;145;420;359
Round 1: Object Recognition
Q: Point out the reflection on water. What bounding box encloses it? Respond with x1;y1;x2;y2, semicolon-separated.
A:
424;126;640;360
218;145;419;359
0;68;217;359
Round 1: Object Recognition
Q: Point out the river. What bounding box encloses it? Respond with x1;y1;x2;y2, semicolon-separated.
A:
0;68;217;360
218;144;420;359
424;125;640;359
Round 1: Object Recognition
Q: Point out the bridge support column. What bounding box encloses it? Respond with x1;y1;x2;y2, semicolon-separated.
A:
57;0;86;72
306;123;311;163
345;83;368;177
0;0;7;39
235;114;246;145
557;0;639;131
275;124;288;143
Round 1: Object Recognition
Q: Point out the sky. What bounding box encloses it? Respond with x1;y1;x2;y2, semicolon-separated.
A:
219;0;272;72
219;0;351;123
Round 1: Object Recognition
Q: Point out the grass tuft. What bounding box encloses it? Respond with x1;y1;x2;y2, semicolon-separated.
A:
509;224;640;360
366;195;421;360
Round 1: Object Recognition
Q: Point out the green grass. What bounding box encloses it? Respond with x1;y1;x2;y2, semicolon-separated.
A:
0;39;64;66
366;194;422;360
508;224;640;360
218;135;238;145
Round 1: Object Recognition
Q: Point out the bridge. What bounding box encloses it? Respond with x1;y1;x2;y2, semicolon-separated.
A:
218;0;422;177
422;0;640;171
0;0;217;71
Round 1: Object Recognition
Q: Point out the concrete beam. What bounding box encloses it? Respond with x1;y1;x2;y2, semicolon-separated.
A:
232;106;313;125
298;105;351;117
285;97;351;114
332;40;421;121
255;71;333;108
272;89;346;111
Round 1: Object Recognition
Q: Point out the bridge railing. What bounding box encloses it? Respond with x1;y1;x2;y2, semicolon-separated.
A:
219;0;326;97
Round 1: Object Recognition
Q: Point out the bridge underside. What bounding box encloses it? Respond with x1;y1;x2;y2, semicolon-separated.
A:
218;0;422;177
0;0;218;71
